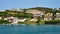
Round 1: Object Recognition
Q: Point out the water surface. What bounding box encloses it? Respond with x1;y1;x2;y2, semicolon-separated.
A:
0;25;60;34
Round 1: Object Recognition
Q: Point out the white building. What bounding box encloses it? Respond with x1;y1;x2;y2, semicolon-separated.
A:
55;13;60;20
10;8;23;11
4;17;18;24
18;18;27;22
4;17;27;24
30;18;37;21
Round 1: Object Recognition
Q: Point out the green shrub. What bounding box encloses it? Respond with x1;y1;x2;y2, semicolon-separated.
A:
40;20;45;25
18;22;24;24
0;20;10;24
45;20;60;24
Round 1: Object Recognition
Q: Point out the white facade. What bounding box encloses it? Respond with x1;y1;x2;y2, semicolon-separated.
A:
30;18;37;21
18;18;27;22
56;13;60;18
55;13;60;20
4;16;27;24
44;18;52;21
10;8;23;11
11;18;18;24
0;17;2;20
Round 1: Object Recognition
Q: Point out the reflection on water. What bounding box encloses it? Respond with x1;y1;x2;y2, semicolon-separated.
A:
0;25;60;34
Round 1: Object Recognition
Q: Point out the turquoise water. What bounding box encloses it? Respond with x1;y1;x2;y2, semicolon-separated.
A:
0;25;60;34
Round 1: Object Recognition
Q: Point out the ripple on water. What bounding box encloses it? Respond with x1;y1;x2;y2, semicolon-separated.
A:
0;25;60;34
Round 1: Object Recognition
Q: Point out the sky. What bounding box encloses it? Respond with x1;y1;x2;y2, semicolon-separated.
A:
0;0;60;10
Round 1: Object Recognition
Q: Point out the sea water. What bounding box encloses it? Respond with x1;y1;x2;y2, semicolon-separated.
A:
0;25;60;34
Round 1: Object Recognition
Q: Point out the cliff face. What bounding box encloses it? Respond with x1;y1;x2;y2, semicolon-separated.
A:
26;7;52;13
